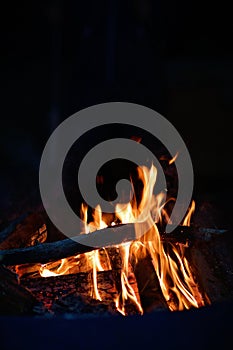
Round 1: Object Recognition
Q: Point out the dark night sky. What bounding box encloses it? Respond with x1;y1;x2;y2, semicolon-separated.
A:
1;0;233;222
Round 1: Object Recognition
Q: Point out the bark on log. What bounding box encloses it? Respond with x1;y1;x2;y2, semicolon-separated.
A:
0;224;136;266
159;224;228;242
0;223;228;267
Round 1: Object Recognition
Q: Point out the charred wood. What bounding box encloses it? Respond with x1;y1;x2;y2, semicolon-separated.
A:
0;212;47;250
20;270;140;316
107;246;142;314
0;213;28;244
0;265;38;315
130;247;168;312
187;229;233;305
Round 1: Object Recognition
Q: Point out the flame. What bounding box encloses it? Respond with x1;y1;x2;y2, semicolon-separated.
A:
169;152;179;165
17;161;207;315
130;136;142;143
160;152;179;165
114;243;143;315
182;200;195;226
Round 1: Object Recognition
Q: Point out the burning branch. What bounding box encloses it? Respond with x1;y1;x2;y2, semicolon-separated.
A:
0;222;227;267
0;224;136;266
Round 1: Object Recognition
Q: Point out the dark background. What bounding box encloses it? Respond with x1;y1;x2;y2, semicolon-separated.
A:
1;0;233;225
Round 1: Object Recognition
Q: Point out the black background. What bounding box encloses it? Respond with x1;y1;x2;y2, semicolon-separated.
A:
1;0;233;224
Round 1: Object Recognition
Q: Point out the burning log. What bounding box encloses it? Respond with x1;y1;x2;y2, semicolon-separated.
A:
106;246;143;315
0;265;38;315
130;250;168;312
20;271;117;310
0;223;228;267
20;270;141;316
0;224;136;266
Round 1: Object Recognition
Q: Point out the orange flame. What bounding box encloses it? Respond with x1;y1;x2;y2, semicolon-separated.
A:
114;243;143;315
182;200;195;226
169;152;179;165
18;162;207;315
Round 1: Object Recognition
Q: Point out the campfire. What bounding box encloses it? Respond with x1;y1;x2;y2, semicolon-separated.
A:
2;152;232;319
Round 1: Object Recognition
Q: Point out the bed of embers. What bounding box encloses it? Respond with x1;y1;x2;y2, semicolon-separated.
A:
0;160;233;320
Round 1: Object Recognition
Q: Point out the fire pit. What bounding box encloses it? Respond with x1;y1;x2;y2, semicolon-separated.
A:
1;121;233;349
1;162;232;316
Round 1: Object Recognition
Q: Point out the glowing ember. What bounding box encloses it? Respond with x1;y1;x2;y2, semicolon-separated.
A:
17;161;208;315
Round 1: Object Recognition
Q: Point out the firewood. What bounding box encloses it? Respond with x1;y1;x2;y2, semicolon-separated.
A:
186;229;233;305
0;213;28;244
0;223;228;267
158;224;228;241
20;270;140;316
20;271;116;309
0;212;47;250
15;253;95;279
0;224;190;266
106;246;142;314
0;265;38;315
0;224;137;266
129;246;168;312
